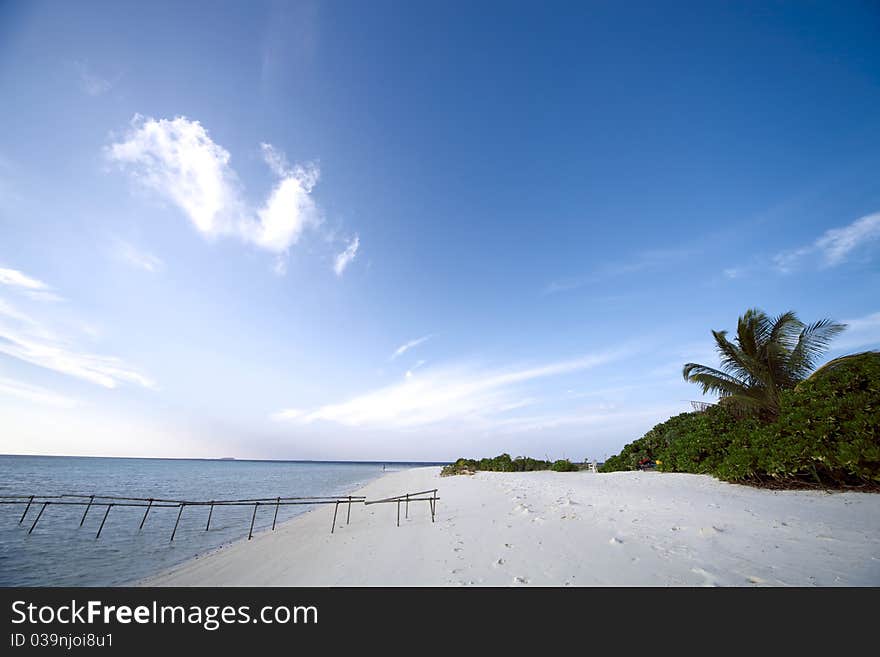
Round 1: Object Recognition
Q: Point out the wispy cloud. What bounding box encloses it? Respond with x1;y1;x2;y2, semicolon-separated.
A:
333;235;359;276
112;239;164;273
0;267;63;302
107;115;323;267
0;376;78;408
391;334;432;360
544;248;692;295
273;349;630;430
832;310;880;352
72;61;116;96
0;267;48;291
722;267;746;280
774;213;880;273
0;271;154;389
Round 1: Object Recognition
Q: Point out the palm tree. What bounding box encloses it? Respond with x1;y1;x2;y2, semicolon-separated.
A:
682;308;846;419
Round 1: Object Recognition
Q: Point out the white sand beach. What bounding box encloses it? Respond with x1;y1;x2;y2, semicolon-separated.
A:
143;466;880;587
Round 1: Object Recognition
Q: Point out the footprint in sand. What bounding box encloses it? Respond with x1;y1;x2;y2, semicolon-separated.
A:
609;536;624;545
504;543;513;549
494;558;505;567
699;526;725;537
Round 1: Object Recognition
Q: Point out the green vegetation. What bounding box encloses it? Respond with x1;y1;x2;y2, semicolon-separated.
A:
603;308;879;489
551;459;580;472
441;453;581;476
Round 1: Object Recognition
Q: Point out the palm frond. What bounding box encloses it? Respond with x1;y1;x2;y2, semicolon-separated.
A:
788;319;847;379
711;330;762;385
768;311;802;350
682;363;749;397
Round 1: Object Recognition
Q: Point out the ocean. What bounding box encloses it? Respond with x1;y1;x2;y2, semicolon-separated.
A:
0;454;443;586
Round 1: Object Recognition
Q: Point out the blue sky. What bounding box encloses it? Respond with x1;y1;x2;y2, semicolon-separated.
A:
1;1;879;461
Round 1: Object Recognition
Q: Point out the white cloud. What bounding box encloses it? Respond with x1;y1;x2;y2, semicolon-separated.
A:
333;235;359;276
774;213;880;272
107;115;321;263
112;240;164;273
391;334;432;360
249;166;320;253
0;280;154;390
816;214;880;265
0;376;78;408
0;267;48;290
107;115;242;236
260;142;292;178
0;267;63;301
273;349;629;430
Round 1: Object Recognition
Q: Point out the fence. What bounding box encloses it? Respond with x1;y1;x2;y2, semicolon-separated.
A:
1;488;439;542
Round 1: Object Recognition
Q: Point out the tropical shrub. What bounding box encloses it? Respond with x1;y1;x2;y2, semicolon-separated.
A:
602;351;880;488
440;458;478;476
441;453;580;475
716;352;880;486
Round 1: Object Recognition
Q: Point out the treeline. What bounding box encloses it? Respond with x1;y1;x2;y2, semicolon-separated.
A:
602;351;880;488
441;453;580;476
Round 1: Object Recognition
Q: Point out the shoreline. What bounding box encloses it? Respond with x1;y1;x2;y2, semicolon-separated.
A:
130;467;398;586
142;466;880;586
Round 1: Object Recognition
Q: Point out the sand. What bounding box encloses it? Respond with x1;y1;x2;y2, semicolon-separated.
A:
142;466;880;586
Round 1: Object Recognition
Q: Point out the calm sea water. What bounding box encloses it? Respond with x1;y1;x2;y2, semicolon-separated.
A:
0;455;442;587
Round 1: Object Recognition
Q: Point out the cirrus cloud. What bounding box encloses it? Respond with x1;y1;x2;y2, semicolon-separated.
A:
774;213;880;273
0;269;154;390
0;267;63;302
334;235;359;277
273;349;632;430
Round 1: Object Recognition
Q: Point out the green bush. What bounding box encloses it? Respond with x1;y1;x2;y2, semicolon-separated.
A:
442;453;579;475
478;453;516;472
601;352;880;488
513;456;552;471
717;352;880;486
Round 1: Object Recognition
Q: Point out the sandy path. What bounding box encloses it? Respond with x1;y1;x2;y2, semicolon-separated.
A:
142;466;880;586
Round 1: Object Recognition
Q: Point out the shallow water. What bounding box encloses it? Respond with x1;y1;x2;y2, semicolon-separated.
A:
0;455;439;586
